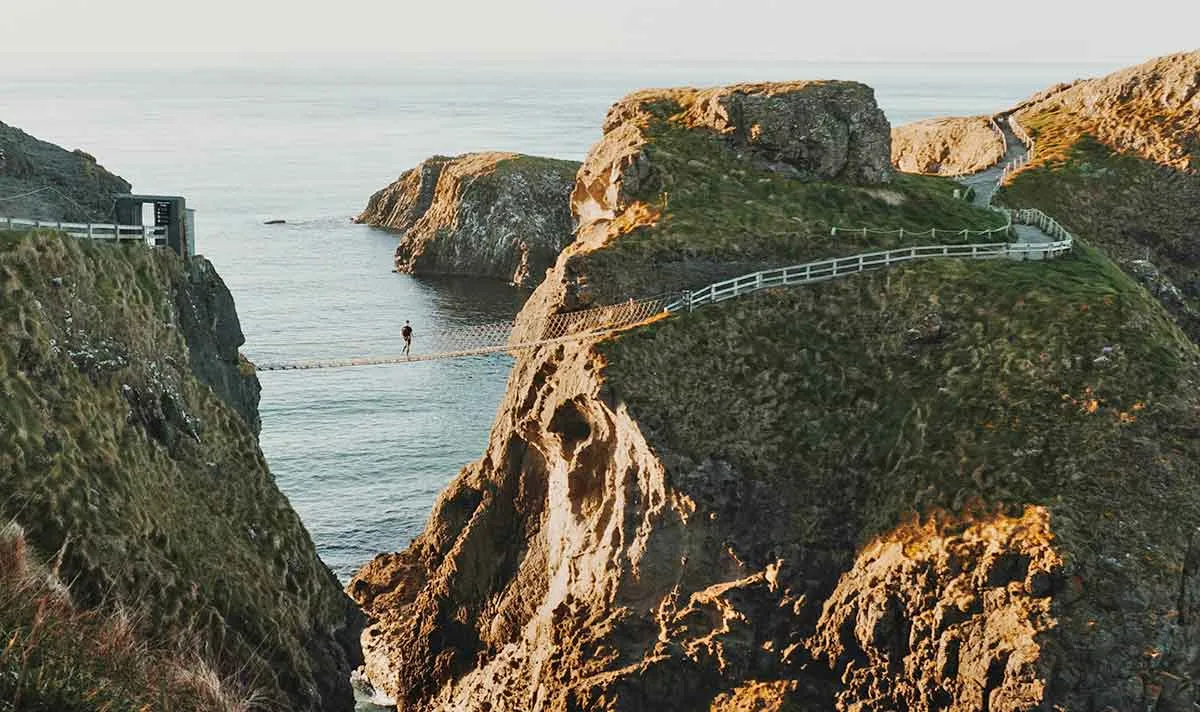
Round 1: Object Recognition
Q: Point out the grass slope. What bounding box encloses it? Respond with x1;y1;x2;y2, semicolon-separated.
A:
0;231;352;711
999;110;1200;341
603;242;1200;602
575;117;1007;303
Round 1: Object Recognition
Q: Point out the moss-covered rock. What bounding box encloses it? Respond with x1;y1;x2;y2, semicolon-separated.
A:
357;152;580;288
0;231;361;711
563;82;1005;307
340;78;1200;711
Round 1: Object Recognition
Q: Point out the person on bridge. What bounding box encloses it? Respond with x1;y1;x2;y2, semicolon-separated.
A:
401;320;413;358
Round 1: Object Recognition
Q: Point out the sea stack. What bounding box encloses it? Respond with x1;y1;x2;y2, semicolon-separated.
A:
357;152;580;288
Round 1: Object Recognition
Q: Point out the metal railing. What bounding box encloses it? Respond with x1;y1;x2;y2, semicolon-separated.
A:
0;215;169;246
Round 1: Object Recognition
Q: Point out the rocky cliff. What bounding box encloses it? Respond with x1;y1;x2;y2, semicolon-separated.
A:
176;257;263;435
0;229;362;711
891;116;1006;175
997;50;1200;343
357;153;580;288
0;119;131;221
338;81;1200;711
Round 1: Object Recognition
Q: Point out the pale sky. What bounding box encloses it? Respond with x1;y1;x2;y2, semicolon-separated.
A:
0;0;1195;63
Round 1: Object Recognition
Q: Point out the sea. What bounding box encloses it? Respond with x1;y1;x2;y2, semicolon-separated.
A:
0;54;1122;581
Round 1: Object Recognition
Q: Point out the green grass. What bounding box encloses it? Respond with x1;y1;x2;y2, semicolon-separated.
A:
998;118;1200;342
0;230;353;711
0;524;263;712
573;118;1008;303
600;243;1200;590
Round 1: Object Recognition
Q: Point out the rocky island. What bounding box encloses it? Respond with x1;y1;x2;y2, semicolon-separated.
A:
357;152;580;288
348;60;1200;711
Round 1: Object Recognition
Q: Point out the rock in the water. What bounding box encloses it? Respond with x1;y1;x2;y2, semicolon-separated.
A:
356;152;580;288
0;120;131;221
891;115;1006;175
264;219;287;225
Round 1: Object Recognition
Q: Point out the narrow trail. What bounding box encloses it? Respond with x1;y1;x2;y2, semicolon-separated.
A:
960;116;1028;209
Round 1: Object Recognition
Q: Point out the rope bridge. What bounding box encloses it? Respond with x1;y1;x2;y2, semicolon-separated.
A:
255;297;672;371
257;208;1074;372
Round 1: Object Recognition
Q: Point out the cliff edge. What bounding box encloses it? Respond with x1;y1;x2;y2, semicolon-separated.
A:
357;152;580;288
0;229;362;711
334;81;1200;711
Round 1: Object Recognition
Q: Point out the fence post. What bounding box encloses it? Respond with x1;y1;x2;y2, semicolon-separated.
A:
898;227;904;240
683;290;693;313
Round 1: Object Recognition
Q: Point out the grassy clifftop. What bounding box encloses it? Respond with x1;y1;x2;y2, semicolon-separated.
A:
581;79;1200;706
598;239;1200;706
999;50;1200;343
567;85;1006;304
0;231;358;711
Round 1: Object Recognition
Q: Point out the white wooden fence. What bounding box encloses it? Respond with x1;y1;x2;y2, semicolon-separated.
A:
667;208;1072;311
1000;115;1037;183
0;216;168;245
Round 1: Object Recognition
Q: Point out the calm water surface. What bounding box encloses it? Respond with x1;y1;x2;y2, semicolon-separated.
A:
0;55;1121;579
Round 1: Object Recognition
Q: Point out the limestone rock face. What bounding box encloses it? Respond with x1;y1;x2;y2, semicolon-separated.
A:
357;153;580;288
891;116;1006;175
349;76;1200;712
0;119;131;221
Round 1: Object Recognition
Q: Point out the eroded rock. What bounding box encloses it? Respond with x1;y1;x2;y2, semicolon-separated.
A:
349;74;1200;712
891;116;1006;175
357;153;580;288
